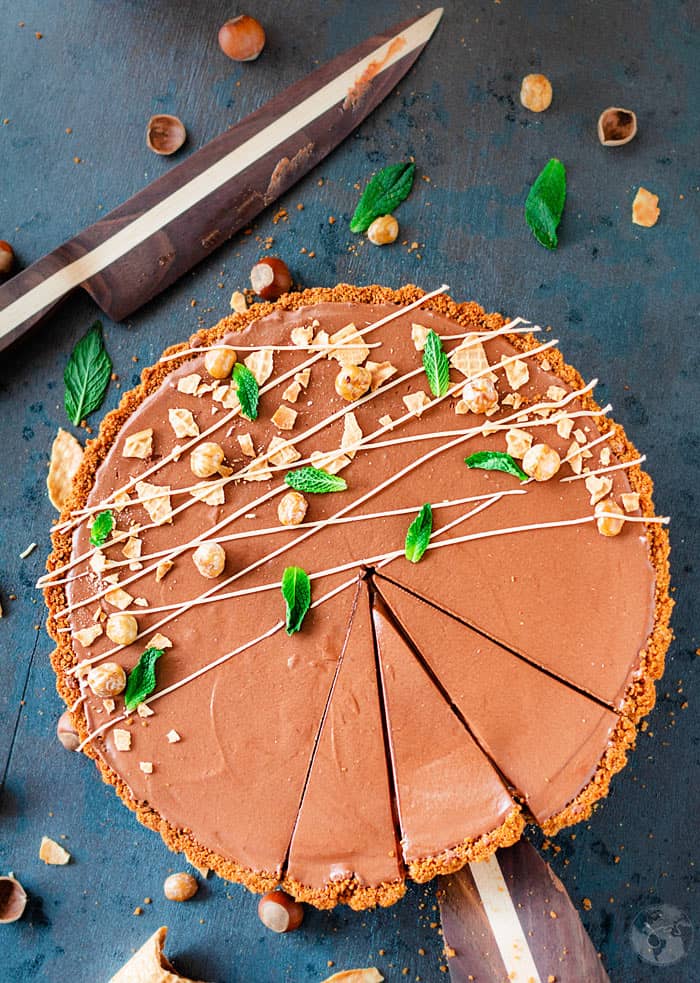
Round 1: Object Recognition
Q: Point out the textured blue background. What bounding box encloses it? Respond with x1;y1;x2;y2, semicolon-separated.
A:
0;1;698;981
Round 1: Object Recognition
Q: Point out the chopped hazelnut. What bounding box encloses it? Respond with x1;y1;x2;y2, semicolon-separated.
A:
632;187;660;228
230;290;248;313
123;428;153;460
39;836;71;865
520;73;553;112
585;473;613;505
164;872;199;902
335;364;372;402
462;376;498;414
105;613;139;646
506;427;533;459
621;491;640;512
257;890;304;933
146;115;186;156
367;214;399;245
522;443;561;481
86;662;127;698
57;710;80;751
278;490;308;526
596;499;625;537
192;542;226;579
190;441;226;477
204;347;236;380
218;14;266;62
597;107;637;146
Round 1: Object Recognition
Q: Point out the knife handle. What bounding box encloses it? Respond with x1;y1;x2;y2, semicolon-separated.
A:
0;248;80;353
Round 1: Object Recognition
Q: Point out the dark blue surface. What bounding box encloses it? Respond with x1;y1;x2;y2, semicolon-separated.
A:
1;2;698;981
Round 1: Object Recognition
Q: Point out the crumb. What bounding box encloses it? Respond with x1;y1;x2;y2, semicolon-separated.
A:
133;906;143;916
582;897;592;910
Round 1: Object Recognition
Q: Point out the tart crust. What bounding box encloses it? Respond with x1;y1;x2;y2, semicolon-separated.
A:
44;284;673;907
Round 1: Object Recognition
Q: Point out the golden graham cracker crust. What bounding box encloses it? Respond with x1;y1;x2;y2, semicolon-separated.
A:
45;284;672;908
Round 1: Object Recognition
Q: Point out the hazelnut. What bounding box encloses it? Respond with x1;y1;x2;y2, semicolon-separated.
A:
57;710;80;751
190;441;226;478
204;346;237;380
192;542;226;579
106;613;139;646
335;364;372;402
146;115;187;156
632;187;660;228
250;256;292;300
522;443;561;481
86;662;127;698
367;214;399;246
597;107;637;147
0;240;15;278
462;376;498;414
278;490;308;526
520;73;553;112
257;890;304;933
163;872;198;902
218;14;266;62
595;498;625;537
0;876;27;924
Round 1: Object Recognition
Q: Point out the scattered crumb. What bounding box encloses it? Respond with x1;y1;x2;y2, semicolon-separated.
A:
39;836;71;865
19;542;37;559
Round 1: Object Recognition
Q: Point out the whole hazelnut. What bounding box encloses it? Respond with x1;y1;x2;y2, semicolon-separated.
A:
192;542;226;579
250;257;292;300
257;890;304;933
277;490;308;526
204;346;237;380
218;15;266;62
0;241;15;278
86;662;127;698
106;613;139;646
597;107;637;147
522;443;561;481
367;214;399;246
190;441;226;478
520;73;553;113
595;499;625;537
0;876;27;924
146;115;187;156
57;710;80;751
163;872;198;902
462;376;498;414
335;364;372;402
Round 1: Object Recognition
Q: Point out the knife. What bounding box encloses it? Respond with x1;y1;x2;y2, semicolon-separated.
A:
0;8;443;353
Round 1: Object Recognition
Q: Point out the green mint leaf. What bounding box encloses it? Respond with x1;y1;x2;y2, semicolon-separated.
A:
405;503;433;564
63;321;112;426
232;362;259;420
465;451;528;481
89;510;115;547
422;329;450;397
525;158;566;250
284;466;347;494
124;647;165;711
350;162;416;233
281;566;311;635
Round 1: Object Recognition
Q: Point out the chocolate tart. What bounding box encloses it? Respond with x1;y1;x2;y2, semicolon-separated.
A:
44;284;672;909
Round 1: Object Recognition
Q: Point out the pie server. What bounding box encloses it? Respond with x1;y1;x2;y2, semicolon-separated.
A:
0;8;443;353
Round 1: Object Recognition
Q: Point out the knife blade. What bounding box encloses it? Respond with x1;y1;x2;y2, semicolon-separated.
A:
0;8;443;353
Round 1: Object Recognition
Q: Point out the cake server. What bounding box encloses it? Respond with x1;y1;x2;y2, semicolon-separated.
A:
0;8;443;353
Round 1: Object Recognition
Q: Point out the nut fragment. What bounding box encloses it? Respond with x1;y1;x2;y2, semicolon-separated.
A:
278;490;308;526
190;441;226;478
86;662;127;698
164;872;199;902
595;498;625;537
250;256;292;300
39;836;71;865
204;347;237;379
230;290;248;313
462;376;498;414
0;875;27;923
632;187;660;228
335;364;372;402
106;613;139;646
47;428;84;511
0;240;15;278
192;542;226;579
218;14;266;61
57;710;80;751
146;114;187;156
597;107;637;146
367;214;399;245
257;890;304;933
522;443;561;481
520;73;553;112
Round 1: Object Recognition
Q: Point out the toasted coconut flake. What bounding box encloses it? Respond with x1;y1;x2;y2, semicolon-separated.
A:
155;560;174;582
547;384;568;402
244;349;274;385
411;322;430;351
168;408;199;439
341;412;363;458
189;481;226;506
47;428;84;511
123;428;153;460
139;761;153;774
237;433;256;457
113;728;132;751
585;474;614;505
104;587;134;610
294;368;311;389
166;729;181;743
503;356;530;390
135;480;173;525
282;380;302;403
291;324;314;347
39;836;71;865
266;436;301;467
506;428;533;459
148;632;173;650
402;391;430;417
177;373;201;395
328;323;370;366
74;624;103;647
243;457;273;481
365;360;398;391
271;405;298;431
622;491;640;512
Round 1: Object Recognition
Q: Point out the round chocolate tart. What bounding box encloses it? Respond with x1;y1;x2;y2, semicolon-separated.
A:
45;285;672;910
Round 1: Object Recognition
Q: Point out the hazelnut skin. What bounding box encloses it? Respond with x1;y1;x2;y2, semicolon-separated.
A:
597;107;637;147
146;115;187;156
250;257;292;300
257;890;304;933
0;876;27;924
218;15;266;62
0;241;15;278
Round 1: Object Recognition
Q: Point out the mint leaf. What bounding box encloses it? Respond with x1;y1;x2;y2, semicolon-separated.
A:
465;451;528;481
350;162;416;233
284;466;347;494
124;647;165;711
64;321;112;425
232;362;259;420
525;158;566;250
89;510;115;547
281;566;311;635
422;329;450;397
405;503;433;563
